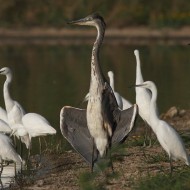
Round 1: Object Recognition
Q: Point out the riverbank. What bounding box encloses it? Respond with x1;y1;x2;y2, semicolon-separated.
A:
0;27;189;45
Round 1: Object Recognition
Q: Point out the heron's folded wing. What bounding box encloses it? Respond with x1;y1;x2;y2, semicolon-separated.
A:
60;106;98;165
112;104;137;144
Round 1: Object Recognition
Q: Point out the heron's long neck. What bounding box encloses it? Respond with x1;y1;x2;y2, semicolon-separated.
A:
136;55;144;84
3;74;14;112
149;86;159;132
90;24;105;87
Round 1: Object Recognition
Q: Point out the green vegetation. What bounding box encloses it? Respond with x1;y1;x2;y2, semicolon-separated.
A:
135;169;190;190
0;0;189;28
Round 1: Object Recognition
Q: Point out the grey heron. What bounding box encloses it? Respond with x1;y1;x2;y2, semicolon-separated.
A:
135;81;190;172
60;13;137;171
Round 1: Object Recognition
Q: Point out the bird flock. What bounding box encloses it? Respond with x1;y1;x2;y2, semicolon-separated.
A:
60;13;190;174
0;12;189;188
0;67;56;187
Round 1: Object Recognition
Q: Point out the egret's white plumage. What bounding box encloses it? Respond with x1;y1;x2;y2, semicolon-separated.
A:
107;71;132;110
0;107;8;123
11;123;31;149
134;50;151;124
0;67;30;148
0;67;56;151
0;119;11;134
0;133;22;164
22;113;56;140
0;67;25;125
136;81;190;167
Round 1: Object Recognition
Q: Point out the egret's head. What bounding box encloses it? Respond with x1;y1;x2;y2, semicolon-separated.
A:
0;67;11;75
135;81;156;91
67;13;106;29
107;71;114;79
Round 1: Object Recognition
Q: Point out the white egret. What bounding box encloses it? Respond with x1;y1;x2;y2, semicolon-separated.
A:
0;119;11;134
0;67;56;155
61;13;137;171
0;67;29;149
134;49;153;146
0;133;22;175
22;112;56;155
107;71;132;110
135;81;190;172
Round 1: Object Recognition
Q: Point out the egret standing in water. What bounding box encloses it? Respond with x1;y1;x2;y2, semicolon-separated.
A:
134;50;153;146
135;81;190;172
107;71;132;110
60;13;137;171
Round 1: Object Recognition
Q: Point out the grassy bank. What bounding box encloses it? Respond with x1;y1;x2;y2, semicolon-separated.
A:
0;0;190;28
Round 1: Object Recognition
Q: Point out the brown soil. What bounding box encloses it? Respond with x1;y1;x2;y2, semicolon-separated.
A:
10;107;190;190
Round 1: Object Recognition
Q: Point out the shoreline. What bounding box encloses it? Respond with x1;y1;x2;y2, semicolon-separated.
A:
0;27;189;45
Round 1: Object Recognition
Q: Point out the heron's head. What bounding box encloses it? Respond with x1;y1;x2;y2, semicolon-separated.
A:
107;71;114;79
67;13;106;29
0;67;11;75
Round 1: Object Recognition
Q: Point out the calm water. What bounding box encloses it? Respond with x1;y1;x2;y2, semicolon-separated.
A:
0;43;189;153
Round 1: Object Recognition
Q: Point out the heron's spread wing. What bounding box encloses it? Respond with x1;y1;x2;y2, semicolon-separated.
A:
60;106;98;165
112;104;138;144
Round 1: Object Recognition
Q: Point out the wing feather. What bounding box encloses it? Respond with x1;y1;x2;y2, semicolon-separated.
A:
60;106;98;165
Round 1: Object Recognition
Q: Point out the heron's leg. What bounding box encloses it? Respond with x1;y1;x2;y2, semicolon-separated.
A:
91;139;95;173
169;158;173;176
0;179;3;189
108;149;114;173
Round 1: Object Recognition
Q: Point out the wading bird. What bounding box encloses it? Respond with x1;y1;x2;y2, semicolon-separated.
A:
135;81;190;172
0;67;56;155
134;50;153;146
107;71;132;110
0;133;22;176
60;13;137;171
0;67;29;148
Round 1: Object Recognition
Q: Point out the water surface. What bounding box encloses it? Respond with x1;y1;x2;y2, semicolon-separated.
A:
0;43;189;153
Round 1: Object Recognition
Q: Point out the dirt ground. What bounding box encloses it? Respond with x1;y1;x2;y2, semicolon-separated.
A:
10;107;190;190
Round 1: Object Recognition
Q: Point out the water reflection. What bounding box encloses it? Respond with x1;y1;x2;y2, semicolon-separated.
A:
0;44;189;146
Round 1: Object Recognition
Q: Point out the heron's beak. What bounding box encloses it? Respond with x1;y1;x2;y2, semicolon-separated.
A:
67;18;86;25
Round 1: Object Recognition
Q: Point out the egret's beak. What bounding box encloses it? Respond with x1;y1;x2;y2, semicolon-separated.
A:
129;84;145;88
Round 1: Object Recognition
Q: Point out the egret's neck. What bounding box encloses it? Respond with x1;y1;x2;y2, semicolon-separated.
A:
149;85;159;133
136;55;144;84
109;75;115;91
90;23;105;88
3;73;14;112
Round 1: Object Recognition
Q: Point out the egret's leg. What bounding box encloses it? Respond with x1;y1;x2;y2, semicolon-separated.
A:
143;122;152;147
0;162;3;176
20;139;23;158
39;137;42;157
